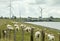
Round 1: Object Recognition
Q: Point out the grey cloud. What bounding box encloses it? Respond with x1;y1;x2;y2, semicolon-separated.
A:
29;0;60;6
45;0;60;6
35;0;45;4
0;0;60;17
54;0;60;6
29;0;45;5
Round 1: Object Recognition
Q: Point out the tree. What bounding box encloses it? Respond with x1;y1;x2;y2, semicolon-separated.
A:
11;15;16;19
4;17;9;19
0;16;3;19
48;16;54;21
50;16;54;19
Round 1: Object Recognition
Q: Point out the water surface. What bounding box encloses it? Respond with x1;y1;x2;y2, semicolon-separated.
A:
26;22;60;30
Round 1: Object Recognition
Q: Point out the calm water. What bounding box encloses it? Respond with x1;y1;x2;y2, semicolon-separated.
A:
26;22;60;30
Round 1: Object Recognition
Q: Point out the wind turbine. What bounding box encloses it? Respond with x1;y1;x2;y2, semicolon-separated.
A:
39;7;43;18
8;0;12;19
9;0;14;19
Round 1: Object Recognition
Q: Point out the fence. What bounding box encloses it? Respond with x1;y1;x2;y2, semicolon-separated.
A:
0;28;60;41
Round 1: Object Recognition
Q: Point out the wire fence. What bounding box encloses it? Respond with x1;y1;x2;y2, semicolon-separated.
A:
0;27;60;41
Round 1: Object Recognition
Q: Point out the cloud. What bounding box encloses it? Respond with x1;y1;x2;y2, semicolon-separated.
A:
45;0;60;6
25;0;45;4
0;0;60;18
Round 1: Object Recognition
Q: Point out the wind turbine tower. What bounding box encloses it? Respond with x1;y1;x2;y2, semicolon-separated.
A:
39;7;43;18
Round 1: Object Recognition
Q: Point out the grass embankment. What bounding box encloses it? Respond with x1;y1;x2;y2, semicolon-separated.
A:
0;19;60;41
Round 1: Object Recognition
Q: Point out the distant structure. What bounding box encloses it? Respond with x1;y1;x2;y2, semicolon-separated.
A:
39;7;43;19
8;0;15;19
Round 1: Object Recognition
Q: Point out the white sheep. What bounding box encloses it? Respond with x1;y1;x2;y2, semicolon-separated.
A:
20;24;26;29
14;24;18;27
7;24;11;27
47;34;55;41
7;24;14;30
4;30;7;34
16;26;19;31
35;31;41;38
24;26;31;32
20;24;24;26
23;25;26;28
14;24;19;31
2;30;7;37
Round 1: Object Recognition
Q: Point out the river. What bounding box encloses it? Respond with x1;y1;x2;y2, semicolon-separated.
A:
26;22;60;30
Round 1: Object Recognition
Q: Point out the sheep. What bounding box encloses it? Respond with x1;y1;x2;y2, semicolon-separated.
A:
7;24;11;27
2;30;7;38
14;24;18;27
24;26;31;32
35;31;41;38
7;24;14;30
20;24;24;26
14;24;19;31
20;24;26;29
20;24;24;28
23;25;26;28
47;34;55;41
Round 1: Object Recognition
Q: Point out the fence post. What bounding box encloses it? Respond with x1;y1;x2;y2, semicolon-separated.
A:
58;33;60;41
0;29;1;41
21;27;24;41
6;29;9;41
14;29;16;41
8;29;11;41
30;28;34;41
0;30;1;39
41;30;45;41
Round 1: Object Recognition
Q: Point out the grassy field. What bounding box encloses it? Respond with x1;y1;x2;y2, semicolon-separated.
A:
0;19;60;41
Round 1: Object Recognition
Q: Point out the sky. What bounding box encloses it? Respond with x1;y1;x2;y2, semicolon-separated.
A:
0;0;60;18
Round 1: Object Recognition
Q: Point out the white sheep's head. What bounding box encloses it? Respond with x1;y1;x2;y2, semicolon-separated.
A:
14;24;18;27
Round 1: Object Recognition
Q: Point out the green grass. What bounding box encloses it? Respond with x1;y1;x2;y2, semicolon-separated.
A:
0;19;60;41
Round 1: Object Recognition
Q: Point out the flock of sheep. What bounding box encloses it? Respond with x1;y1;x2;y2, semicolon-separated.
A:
2;22;55;41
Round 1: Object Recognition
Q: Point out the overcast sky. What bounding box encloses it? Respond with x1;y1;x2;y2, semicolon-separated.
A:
0;0;60;18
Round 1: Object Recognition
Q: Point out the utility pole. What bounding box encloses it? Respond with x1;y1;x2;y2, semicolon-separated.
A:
39;7;43;18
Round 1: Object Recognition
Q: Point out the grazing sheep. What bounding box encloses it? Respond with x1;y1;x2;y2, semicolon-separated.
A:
14;24;18;27
20;24;26;29
16;26;19;31
47;34;55;41
2;30;7;38
20;24;24;27
24;26;31;32
7;24;11;27
7;24;14;30
35;31;41;38
23;25;26;28
14;24;19;31
20;24;24;26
